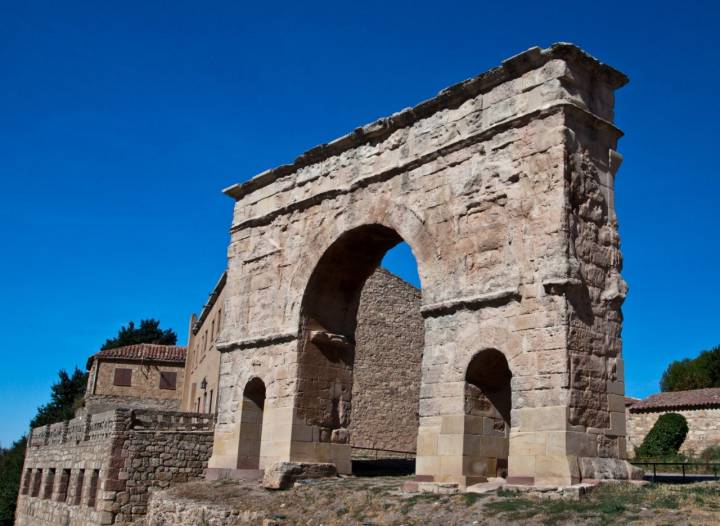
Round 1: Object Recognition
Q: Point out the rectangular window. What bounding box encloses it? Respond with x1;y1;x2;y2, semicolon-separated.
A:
159;371;177;390
87;469;99;508
211;319;215;341
43;468;55;499
21;468;32;495
113;368;132;387
190;382;196;409
56;469;70;502
73;469;85;506
209;390;213;414
31;469;42;497
196;397;200;412
218;308;222;331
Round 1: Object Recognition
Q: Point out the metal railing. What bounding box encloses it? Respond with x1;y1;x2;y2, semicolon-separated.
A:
631;461;720;482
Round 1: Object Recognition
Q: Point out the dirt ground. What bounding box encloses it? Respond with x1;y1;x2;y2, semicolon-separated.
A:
162;474;720;525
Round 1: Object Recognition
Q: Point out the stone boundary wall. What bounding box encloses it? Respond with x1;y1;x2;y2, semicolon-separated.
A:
350;268;423;457
15;409;214;526
626;407;720;457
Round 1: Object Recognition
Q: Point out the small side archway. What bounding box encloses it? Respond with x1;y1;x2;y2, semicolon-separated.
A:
463;349;512;482
237;377;266;469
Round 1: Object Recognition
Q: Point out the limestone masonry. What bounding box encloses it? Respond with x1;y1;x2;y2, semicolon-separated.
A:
209;42;639;487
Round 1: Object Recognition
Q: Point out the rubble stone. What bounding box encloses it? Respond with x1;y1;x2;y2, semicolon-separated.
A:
262;461;337;490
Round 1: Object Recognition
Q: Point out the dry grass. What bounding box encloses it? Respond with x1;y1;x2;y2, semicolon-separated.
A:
164;476;720;525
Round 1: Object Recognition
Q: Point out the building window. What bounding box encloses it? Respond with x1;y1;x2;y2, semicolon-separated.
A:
43;468;55;499
31;469;42;497
159;371;177;390
74;469;85;505
21;468;32;495
113;368;132;387
87;469;99;508
56;469;70;502
196;397;200;413
211;319;215;341
209;390;214;414
202;391;207;413
218;308;222;331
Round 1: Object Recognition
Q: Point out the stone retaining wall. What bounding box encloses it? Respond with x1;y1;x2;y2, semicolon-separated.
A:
15;409;214;525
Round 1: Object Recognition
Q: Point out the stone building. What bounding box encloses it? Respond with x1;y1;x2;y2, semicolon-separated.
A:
84;344;187;414
181;272;227;414
15;409;213;526
626;388;720;457
208;43;640;487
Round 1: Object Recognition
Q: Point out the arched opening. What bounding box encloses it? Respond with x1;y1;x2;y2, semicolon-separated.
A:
295;224;423;475
237;377;266;469
463;349;512;482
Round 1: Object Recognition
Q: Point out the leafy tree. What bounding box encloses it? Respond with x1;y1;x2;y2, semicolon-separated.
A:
101;319;177;350
0;438;26;526
660;345;720;391
30;368;88;428
635;413;689;459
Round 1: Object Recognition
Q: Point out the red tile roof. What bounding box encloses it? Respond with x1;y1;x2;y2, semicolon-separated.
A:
629;388;720;412
625;396;640;407
87;343;186;369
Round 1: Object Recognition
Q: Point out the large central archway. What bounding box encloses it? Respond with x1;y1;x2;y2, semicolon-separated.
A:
291;224;422;474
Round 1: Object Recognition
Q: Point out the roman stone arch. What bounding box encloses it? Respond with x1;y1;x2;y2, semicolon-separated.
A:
208;44;640;487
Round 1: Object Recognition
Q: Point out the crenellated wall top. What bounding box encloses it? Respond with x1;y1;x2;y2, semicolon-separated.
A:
26;408;215;450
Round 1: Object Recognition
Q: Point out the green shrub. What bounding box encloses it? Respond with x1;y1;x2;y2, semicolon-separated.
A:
635;413;689;459
700;445;720;462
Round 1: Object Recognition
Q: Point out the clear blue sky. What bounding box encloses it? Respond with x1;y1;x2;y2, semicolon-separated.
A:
1;1;718;446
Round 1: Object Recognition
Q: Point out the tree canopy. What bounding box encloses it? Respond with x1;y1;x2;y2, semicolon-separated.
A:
0;438;25;526
660;344;720;392
29;367;88;428
101;318;177;350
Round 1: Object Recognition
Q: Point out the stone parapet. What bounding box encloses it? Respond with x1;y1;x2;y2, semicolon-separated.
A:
15;408;214;525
